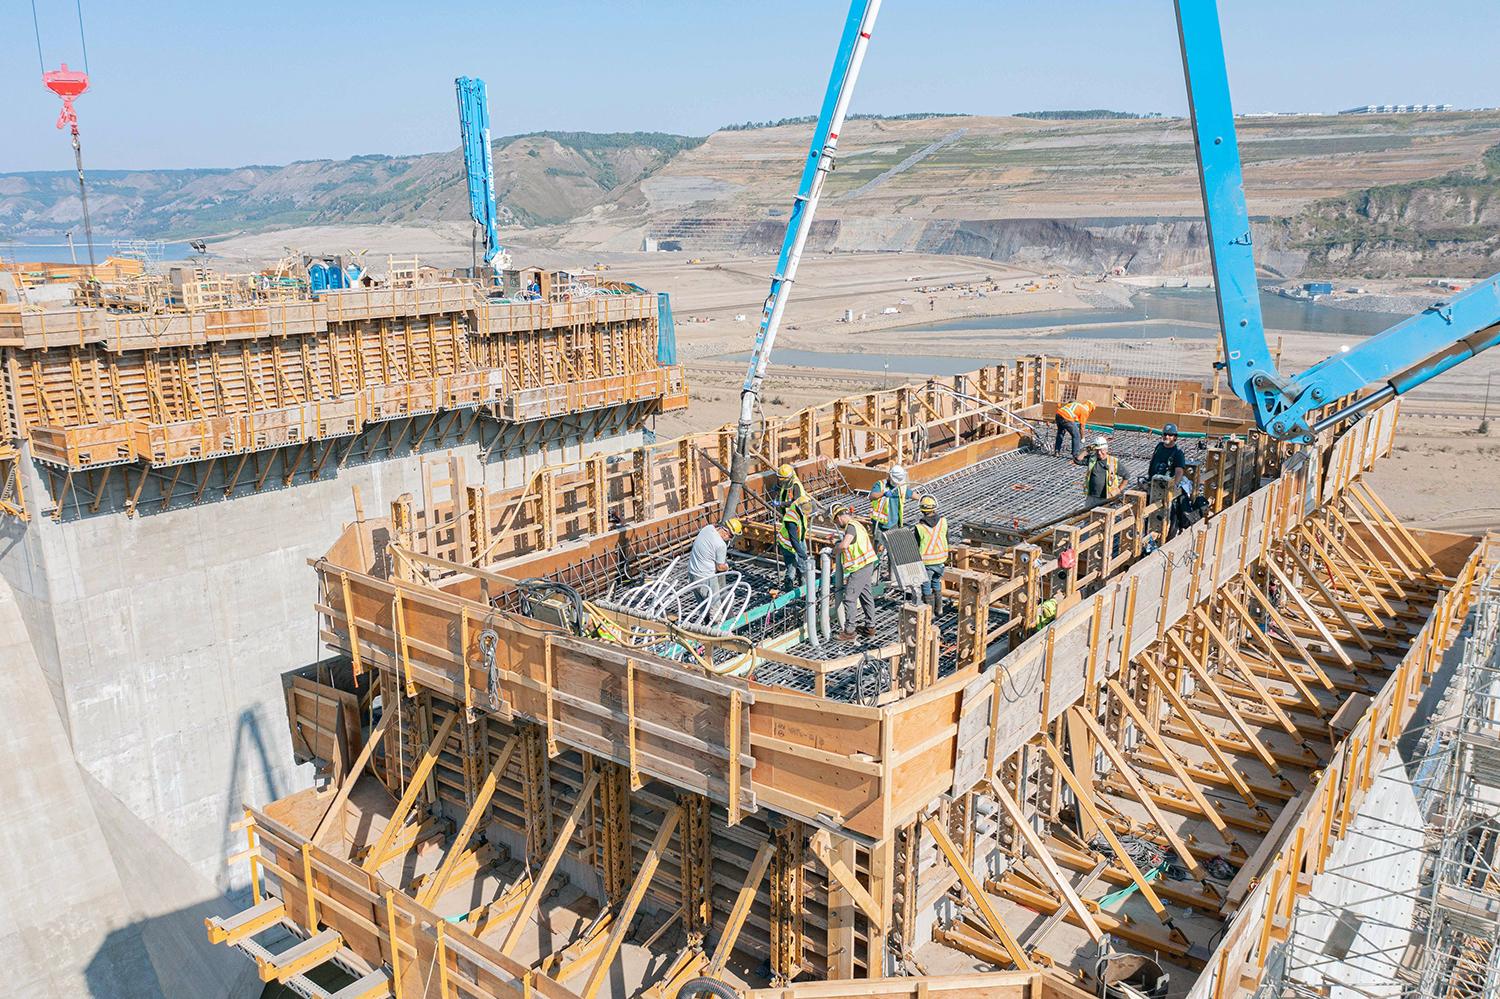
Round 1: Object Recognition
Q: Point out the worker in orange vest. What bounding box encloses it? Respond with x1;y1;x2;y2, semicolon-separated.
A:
1054;399;1095;462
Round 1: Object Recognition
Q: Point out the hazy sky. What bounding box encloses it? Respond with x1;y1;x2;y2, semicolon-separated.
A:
5;0;1498;173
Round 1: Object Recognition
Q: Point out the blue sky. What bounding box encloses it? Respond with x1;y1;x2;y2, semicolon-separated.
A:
5;0;1498;172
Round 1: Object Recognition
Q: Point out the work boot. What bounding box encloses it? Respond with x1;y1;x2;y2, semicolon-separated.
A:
836;630;856;642
858;624;877;639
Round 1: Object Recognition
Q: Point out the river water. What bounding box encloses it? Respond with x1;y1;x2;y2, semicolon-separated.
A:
717;288;1412;376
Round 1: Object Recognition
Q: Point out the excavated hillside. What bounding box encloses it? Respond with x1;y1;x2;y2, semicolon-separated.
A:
0;131;702;237
7;111;1500;279
551;111;1500;278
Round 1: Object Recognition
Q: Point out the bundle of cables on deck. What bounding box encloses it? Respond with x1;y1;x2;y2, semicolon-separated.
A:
583;556;755;672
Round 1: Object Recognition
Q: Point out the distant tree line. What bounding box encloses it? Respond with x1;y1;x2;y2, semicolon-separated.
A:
720;112;970;131
1014;109;1164;120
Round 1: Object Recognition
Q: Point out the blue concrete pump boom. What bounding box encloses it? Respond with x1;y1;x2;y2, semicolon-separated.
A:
1173;1;1500;442
722;0;1500;519
455;76;509;270
722;0;882;521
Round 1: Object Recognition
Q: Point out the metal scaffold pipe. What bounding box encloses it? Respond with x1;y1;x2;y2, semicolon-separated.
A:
723;0;882;520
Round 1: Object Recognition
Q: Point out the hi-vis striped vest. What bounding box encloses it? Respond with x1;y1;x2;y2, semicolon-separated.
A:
842;521;877;573
1058;400;1090;423
915;516;951;566
870;483;905;528
1085;455;1123;497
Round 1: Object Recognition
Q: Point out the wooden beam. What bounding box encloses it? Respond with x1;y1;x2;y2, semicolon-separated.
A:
1327;507;1406;600
582;805;683;999
1106;678;1236;849
1352;480;1437;572
923;816;1034;970
1067;708;1205;882
707;840;775;977
809;830;883;927
1241;576;1340;685
1191;608;1301;738
311;713;391;846
1136;656;1259;808
986;776;1104;943
501;771;602;956
1037;739;1171;925
362;710;459;872
1283;542;1377;649
1267;560;1360;664
1307;518;1394;617
416;735;520;907
1220;589;1331;712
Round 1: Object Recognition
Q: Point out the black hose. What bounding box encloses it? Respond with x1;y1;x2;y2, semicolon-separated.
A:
675;977;740;999
517;578;585;635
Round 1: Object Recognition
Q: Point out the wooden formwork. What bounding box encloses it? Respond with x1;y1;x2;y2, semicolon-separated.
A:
208;361;1474;999
0;287;683;479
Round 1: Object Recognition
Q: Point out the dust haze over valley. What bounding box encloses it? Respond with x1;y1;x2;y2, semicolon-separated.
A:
6;109;1500;527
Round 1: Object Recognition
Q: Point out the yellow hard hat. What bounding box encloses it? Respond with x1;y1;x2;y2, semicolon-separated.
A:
920;495;938;512
724;518;743;536
830;504;851;519
777;463;794;479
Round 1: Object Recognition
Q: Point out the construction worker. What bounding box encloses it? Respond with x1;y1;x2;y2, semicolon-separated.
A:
869;464;913;575
774;463;813;524
775;493;810;591
1083;437;1128;501
1054;399;1095;461
832;505;877;640
688;518;741;596
1148;423;1188;492
914;495;952;613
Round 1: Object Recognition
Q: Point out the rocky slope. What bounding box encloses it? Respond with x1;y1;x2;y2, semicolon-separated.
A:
1285;143;1500;277
0;131;702;238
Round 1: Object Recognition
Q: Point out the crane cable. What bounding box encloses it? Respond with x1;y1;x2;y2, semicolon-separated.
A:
29;0;91;72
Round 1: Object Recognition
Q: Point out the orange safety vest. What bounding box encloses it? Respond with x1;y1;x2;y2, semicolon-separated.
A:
915;516;951;566
841;521;877;573
1058;400;1091;424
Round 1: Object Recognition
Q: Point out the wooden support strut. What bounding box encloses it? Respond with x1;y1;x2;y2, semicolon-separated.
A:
501;771;603;956
706;840;775;978
416;735;520;907
922;815;1034;971
311;713;391;846
1135;656;1259;808
361;710;460;872
1067;707;1207;883
581;804;683;999
1038;738;1173;927
986;777;1104;943
1106;678;1237;849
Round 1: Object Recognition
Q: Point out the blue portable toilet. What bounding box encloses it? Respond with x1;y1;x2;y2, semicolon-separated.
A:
657;292;677;366
308;262;329;297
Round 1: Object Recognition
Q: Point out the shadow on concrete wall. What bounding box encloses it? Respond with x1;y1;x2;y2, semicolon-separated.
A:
219;705;286;894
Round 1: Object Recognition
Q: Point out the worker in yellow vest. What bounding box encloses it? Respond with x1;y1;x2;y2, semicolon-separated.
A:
869;463;913;578
832;505;877;640
775;497;810;592
1083;437;1128;501
913;495;953;614
1054;399;1095;461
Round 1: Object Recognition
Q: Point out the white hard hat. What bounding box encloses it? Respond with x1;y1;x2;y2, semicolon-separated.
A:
1094;436;1110;449
889;465;908;485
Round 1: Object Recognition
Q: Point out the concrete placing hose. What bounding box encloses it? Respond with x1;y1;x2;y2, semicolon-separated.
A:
675;978;740;999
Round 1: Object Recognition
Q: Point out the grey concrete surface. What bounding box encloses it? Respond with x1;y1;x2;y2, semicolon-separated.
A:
0;416;643;995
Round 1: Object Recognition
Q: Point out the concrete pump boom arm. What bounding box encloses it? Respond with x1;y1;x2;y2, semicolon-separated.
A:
1175;1;1500;442
722;0;1498;520
722;0;882;521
